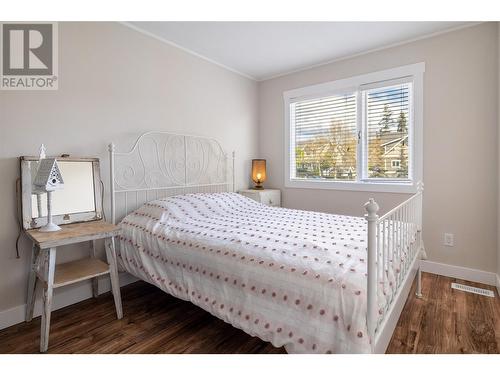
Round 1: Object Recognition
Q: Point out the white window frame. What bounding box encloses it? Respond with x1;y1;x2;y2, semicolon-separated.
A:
283;62;424;194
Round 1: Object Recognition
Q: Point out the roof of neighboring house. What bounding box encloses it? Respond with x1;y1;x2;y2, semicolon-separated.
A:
383;134;408;156
378;130;406;147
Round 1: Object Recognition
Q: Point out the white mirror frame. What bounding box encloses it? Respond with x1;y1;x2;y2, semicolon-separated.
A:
20;156;103;230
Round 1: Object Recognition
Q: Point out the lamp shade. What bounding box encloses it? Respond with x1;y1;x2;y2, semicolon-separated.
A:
251;159;266;189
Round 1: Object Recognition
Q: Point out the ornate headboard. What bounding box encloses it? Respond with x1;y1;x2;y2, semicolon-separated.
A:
109;131;235;223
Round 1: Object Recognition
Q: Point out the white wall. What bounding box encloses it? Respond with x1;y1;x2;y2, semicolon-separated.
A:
0;22;258;314
258;22;498;273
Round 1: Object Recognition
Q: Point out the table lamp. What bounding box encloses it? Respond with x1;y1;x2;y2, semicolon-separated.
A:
251;159;266;189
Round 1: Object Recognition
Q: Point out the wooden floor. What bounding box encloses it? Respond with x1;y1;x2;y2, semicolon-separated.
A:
387;273;500;353
0;272;498;354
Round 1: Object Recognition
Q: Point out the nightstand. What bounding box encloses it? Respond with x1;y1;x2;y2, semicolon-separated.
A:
239;189;281;207
24;220;123;352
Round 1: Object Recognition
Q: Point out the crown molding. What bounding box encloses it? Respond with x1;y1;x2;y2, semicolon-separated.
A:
120;21;483;82
120;22;256;81
260;22;483;81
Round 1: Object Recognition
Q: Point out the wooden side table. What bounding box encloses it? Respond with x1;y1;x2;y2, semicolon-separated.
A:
24;220;123;352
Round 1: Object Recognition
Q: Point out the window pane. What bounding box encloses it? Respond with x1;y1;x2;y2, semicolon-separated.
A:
292;93;357;181
365;83;411;179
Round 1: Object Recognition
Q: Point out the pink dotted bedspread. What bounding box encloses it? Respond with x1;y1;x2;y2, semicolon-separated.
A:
118;192;398;353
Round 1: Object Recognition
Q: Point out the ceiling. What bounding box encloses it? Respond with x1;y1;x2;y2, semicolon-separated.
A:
128;22;474;81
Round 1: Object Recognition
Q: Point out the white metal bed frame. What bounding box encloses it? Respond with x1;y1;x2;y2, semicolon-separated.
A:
109;131;235;224
109;131;426;354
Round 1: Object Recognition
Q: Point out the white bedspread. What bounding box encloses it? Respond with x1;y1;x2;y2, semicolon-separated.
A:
118;192;406;353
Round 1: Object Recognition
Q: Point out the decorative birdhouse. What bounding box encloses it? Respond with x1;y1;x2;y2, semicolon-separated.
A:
33;158;64;192
33;158;65;232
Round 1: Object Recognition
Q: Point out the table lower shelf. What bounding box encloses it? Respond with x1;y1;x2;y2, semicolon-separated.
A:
53;258;110;288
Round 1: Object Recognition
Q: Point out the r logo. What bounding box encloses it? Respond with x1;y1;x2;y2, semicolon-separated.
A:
1;22;58;89
2;23;53;75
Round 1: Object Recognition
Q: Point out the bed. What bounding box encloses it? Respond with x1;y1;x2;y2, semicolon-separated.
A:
108;131;426;354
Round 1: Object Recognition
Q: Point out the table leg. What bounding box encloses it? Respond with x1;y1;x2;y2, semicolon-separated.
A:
90;240;99;298
26;244;40;322
40;247;56;353
105;237;123;319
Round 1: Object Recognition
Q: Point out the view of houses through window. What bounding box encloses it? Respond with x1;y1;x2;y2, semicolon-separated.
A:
366;83;410;179
291;82;411;182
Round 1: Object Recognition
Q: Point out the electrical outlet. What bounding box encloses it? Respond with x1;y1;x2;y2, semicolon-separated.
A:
444;233;454;247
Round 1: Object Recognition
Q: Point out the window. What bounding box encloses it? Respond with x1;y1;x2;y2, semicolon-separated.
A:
284;63;424;193
293;92;357;181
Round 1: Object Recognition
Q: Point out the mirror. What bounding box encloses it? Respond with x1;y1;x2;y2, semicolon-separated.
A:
31;161;96;217
21;157;103;230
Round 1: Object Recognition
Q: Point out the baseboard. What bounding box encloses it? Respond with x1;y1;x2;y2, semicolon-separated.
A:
496;274;500;297
420;260;497;286
0;272;137;331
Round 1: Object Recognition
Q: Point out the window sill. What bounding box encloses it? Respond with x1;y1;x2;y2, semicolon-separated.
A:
285;179;417;194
